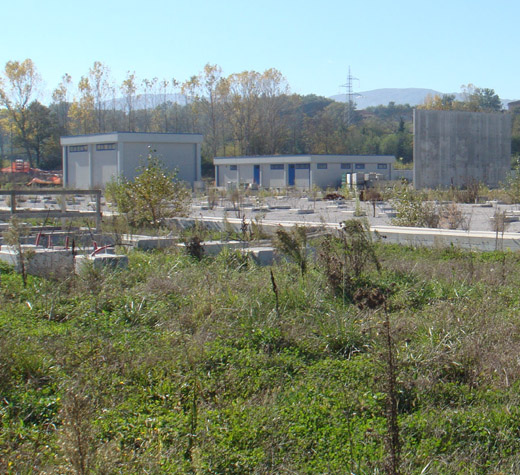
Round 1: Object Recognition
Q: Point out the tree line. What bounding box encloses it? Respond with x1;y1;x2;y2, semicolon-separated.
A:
0;59;515;174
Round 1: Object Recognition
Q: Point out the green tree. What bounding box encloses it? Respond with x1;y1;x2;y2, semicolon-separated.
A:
0;59;41;164
462;84;502;111
106;151;191;228
25;101;57;168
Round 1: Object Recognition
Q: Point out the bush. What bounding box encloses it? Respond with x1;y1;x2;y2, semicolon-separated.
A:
391;186;440;228
106;152;190;228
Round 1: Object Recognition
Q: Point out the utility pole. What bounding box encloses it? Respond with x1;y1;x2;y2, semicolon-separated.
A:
340;67;359;127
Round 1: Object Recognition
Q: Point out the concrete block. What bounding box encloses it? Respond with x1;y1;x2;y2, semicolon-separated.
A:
121;234;177;251
242;246;275;266
0;245;74;278
75;253;128;272
177;240;245;256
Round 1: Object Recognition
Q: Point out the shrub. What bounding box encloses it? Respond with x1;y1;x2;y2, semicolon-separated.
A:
106;151;191;228
317;219;381;299
273;226;308;277
391;186;440;228
440;202;467;230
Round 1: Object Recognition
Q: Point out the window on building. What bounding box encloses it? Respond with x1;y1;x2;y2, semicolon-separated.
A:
69;145;88;152
377;163;388;169
229;165;237;171
317;163;328;169
96;143;117;151
295;164;310;169
341;163;352;169
270;164;284;170
355;163;365;170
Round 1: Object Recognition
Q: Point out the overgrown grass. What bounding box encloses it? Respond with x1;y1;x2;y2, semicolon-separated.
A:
2;242;520;473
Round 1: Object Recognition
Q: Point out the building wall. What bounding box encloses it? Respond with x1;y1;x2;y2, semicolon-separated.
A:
218;165;239;186
413;109;511;189
312;163;341;188
216;158;393;188
62;133;202;188
238;164;255;184
261;165;286;187
121;142;197;183
92;149;118;187
67;150;90;188
293;165;310;188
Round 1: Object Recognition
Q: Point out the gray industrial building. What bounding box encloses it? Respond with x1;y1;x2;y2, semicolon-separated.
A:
213;155;395;189
413;109;511;189
61;132;203;188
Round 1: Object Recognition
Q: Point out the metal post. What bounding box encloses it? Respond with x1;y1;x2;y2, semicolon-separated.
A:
10;191;16;216
95;191;101;232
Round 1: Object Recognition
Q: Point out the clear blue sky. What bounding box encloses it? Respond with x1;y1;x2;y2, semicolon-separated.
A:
2;0;519;101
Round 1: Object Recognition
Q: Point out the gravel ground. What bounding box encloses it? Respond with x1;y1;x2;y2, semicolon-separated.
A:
5;193;520;234
190;195;520;234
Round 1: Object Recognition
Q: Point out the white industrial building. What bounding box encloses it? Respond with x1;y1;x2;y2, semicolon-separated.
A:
213;154;395;189
61;132;203;188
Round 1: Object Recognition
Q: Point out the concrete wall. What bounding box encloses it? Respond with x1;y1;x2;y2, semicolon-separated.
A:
261;165;286;188
238;164;255;185
93;149;118;187
391;168;413;182
413;109;511;189
294;165;310;188
217;162;393;188
122;142;197;183
218;165;239;187
312;162;391;187
67;150;90;188
62;133;202;188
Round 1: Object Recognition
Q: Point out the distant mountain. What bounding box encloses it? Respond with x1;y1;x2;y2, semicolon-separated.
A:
330;88;459;109
103;89;515;111
331;88;514;110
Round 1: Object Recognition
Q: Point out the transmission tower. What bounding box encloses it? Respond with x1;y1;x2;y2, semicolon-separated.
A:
340;67;359;127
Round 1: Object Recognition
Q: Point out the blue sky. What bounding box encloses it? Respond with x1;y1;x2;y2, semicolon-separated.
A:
2;0;519;101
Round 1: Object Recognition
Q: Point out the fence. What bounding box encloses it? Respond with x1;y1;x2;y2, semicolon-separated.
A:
0;189;102;230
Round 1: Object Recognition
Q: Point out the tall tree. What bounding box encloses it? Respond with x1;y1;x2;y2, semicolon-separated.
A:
25;101;57;168
195;64;228;159
462;84;502;112
258;68;290;154
88;61;113;132
181;75;202;134
0;59;41;164
51;73;72;134
226;70;262;155
68;76;96;134
121;72;138;131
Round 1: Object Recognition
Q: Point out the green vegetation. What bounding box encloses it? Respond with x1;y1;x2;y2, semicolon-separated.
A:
105;152;191;228
3;230;520;473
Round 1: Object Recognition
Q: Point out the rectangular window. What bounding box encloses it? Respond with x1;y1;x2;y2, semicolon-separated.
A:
377;163;388;169
96;143;117;151
317;163;328;169
69;145;88;152
270;164;284;170
229;165;237;171
295;164;310;169
341;163;352;169
355;163;365;170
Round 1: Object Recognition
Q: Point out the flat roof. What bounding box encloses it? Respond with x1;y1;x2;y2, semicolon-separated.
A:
213;154;395;165
61;132;203;146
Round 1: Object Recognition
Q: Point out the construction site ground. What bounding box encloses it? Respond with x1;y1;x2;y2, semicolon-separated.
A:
189;196;520;234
